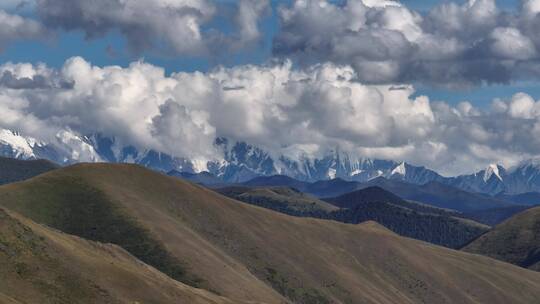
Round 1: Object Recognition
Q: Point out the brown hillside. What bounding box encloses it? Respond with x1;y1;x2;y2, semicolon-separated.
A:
463;206;540;271
0;207;247;304
1;163;540;304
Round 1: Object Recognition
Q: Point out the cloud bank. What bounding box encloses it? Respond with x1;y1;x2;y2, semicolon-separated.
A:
1;57;540;175
3;0;540;87
273;0;540;86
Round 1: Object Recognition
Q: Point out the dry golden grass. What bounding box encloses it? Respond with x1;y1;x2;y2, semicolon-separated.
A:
0;207;251;304
1;163;540;304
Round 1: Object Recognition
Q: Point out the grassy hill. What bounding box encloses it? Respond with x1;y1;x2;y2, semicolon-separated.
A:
1;163;540;303
0;207;246;304
217;186;339;213
0;157;58;185
463;206;540;271
219;185;488;248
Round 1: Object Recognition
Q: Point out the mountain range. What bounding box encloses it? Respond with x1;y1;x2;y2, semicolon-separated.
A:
4;128;540;196
2;163;540;303
215;174;529;225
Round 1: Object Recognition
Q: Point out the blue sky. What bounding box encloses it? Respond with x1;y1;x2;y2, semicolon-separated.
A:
4;0;540;173
0;0;534;107
3;1;539;107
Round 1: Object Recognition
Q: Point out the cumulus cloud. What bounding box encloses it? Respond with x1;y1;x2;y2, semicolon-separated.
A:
0;9;46;51
508;92;539;118
151;100;216;160
273;0;540;87
35;0;269;56
490;27;536;60
2;57;540;175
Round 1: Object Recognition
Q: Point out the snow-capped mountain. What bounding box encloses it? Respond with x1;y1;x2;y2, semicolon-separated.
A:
207;143;446;185
499;159;540;194
0;129;444;184
0;129;101;164
4;127;540;195
87;133;198;173
444;164;507;195
386;162;446;185
440;161;540;195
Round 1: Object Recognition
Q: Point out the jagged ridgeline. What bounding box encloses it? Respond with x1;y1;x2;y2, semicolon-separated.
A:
5;129;540;195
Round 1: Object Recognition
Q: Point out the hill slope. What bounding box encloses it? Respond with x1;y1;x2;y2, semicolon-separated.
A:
220;185;488;248
0;208;244;304
463;206;540;271
0;157;58;185
1;164;540;304
217;186;339;213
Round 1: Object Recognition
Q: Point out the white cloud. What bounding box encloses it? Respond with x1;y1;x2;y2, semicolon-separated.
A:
273;0;540;86
2;57;540;175
491;27;536;60
523;0;540;16
508;92;538;118
151;100;216;159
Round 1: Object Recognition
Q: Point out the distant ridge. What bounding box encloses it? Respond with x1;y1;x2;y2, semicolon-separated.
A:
0;157;59;185
238;175;520;214
326;186;404;209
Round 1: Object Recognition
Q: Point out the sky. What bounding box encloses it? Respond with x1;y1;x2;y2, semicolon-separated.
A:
2;0;540;175
0;0;529;103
